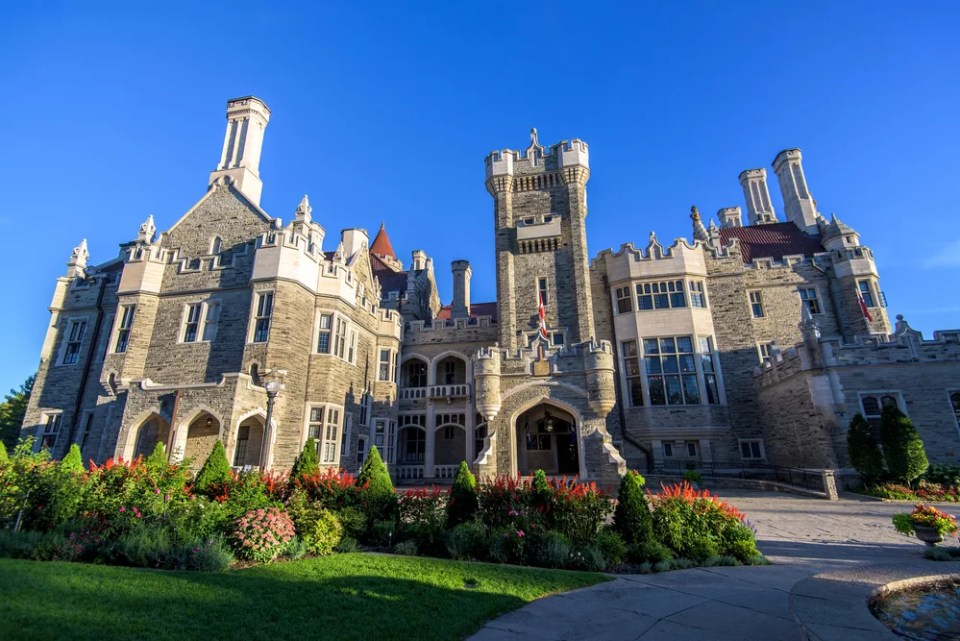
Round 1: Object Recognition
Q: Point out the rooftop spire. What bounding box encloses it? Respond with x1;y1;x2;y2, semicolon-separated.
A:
370;222;397;260
691;206;708;242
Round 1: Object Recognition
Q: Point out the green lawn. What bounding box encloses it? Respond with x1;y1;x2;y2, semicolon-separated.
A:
0;554;607;641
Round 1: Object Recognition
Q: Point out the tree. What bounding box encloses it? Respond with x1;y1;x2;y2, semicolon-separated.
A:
0;375;34;451
880;405;929;486
613;470;653;546
0;441;7;464
60;443;84;474
847;413;886;484
145;442;168;472
446;461;478;526
357;446;394;497
290;437;320;483
194;440;232;492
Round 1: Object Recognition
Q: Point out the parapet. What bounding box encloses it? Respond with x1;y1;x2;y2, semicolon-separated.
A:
485;131;589;179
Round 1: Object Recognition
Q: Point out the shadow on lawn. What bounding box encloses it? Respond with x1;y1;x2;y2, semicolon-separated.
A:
0;561;528;641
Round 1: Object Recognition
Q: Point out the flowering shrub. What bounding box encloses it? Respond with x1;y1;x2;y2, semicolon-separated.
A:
648;482;760;563
397;487;447;555
867;481;960;503
292;468;363;509
892;504;958;537
231;507;295;562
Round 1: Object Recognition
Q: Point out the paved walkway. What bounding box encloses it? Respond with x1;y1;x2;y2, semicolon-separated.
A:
468;490;960;641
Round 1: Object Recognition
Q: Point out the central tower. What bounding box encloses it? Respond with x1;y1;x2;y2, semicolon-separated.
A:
485;129;595;351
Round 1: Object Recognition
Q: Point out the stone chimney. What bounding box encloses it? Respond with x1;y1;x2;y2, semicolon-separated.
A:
451;259;472;318
340;228;369;259
209;96;271;207
738;168;778;225
773;148;819;233
718;206;742;228
411;250;427;271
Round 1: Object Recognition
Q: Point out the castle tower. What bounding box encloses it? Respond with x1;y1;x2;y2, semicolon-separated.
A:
451;259;472;318
772;148;819;233
370;223;403;271
485;128;594;350
738;168;778;225
208;96;271;207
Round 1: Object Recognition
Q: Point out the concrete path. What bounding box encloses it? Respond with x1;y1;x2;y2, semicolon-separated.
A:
468;490;960;641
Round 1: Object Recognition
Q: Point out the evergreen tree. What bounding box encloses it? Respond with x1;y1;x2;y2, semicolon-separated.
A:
446;461;478;526
194;440;232;492
613;470;653;546
0;375;34;451
145;442;168;472
847;413;886;484
357;446;394;497
880;405;929;486
290;437;320;482
60;443;84;474
0;440;8;464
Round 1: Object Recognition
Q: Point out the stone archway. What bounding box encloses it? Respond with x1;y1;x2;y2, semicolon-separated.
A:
233;415;265;468
515;404;579;476
178;411;221;469
126;413;169;461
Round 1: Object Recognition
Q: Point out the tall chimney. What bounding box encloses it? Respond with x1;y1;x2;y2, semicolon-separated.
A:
718;206;742;228
772;148;819;233
340;228;369;259
451;260;472;319
209;96;271;207
738;168;777;225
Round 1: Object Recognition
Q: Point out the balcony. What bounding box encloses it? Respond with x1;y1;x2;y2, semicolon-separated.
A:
399;387;428;400
429;384;470;400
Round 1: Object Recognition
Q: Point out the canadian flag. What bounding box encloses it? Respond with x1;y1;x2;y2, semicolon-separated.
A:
857;289;874;322
538;292;549;339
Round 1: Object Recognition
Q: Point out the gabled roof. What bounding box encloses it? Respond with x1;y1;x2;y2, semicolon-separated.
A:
370;223;397;259
371;253;408;292
718;222;824;264
436;302;498;322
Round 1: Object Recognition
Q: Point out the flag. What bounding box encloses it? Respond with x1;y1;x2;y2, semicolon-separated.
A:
857;289;873;322
537;292;548;339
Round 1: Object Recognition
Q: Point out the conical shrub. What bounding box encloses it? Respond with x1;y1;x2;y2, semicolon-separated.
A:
60;443;84;474
357;446;393;497
447;461;478;526
847;413;885;484
290;437;320;483
194;440;232;492
880;405;928;486
613;470;653;546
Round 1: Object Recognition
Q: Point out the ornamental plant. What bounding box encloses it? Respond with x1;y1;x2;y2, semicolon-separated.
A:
289;438;320;485
194;441;232;494
447;461;478;527
60;444;84;474
847;413;885;484
613;470;653;547
231;507;295;562
892;504;958;537
880;406;928;486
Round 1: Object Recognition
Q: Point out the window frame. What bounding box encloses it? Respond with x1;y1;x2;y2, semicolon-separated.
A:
60;317;88;366
688;280;708;309
615;286;633;314
39;412;63;451
635;280;687;311
859;391;905;435
251;291;274;344
799;287;822;315
748;291;765;318
377;348;397;383
858;280;876;308
305;403;344;465
950;390;960;435
739;439;765;461
537;277;549;306
114;305;136;354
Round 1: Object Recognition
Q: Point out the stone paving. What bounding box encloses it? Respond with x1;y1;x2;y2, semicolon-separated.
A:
468;489;960;641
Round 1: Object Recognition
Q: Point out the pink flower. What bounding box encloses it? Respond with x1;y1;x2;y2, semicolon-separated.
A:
516;530;525;538
119;506;126;513
154;488;161;495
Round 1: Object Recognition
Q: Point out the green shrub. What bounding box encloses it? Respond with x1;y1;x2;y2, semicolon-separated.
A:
335;535;358;553
535;530;571;568
357;446;394;497
447;461;478;527
568;544;606;572
144;442;168;473
284;536;309;560
683;470;702;485
632;540;674;564
613;471;653;546
356;447;397;534
880;406;929;486
394;540;418;556
333;506;366;539
221;471;279;519
305;509;343;556
110;526;233;570
290;438;320;484
489;526;526;564
0;441;8;464
398;487;447;556
194;441;232;493
370;518;396;547
60;444;84;474
847;413;886;484
595;528;628;566
0;528;81;562
446;521;489;561
927;464;960;487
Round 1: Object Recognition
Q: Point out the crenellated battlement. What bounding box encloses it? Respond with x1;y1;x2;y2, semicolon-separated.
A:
485;129;589;180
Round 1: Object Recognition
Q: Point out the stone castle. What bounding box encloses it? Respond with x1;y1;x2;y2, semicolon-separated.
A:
21;96;960;484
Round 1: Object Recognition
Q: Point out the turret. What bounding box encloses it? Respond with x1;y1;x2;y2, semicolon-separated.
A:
66;239;89;279
772;149;819;233
473;346;502;422
451;259;472;318
583;341;616;417
208;96;271;207
341;228;369;261
718;206;742;228
738;168;778;225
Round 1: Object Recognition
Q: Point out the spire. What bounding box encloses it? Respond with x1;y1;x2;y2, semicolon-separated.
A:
691;205;708;241
137;215;156;243
67;239;88;278
295;195;312;223
370;222;397;260
526;127;544;164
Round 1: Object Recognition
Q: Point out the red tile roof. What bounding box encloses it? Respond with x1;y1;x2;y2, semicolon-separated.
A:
436;302;498;322
718;222;824;264
370;223;397;259
371;253;408;292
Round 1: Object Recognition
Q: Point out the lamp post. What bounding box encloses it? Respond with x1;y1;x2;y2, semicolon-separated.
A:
259;368;286;468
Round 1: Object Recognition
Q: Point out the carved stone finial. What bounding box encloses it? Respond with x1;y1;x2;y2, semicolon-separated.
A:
69;239;89;268
138;215;156;243
526;127;544;161
333;241;346;264
690;205;700;221
691;206;708;241
530;127;539;147
649;230;657;243
295;195;312;222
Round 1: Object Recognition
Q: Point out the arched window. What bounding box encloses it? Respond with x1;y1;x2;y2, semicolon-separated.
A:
951;392;960;428
210;236;222;255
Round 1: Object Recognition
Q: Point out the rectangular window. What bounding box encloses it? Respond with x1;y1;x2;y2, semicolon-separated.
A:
253;292;273;343
373;419;396;463
551;332;565;347
615;286;633;314
688;280;707;308
799;287;821;315
182;303;202;343
202;301;221;342
308;405;342;464
758;341;775;362
96;315;113;362
317;313;332;354
348;330;357;364
334;317;348;359
622;340;644;407
79;412;94;449
858;280;875;308
359;391;371;426
698;336;720;405
749;291;765;318
950;392;960;430
356;438;366;468
63;320;87;365
40;413;62;450
635;280;686;311
378;349;392;382
115;305;136;353
537;277;549;305
739;440;764;460
644;336;703;406
663;443;673;458
861;393;900;435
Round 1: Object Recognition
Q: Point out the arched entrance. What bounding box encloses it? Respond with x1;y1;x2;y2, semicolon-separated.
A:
233;415;265;468
177;410;221;469
515;404;579;475
125;413;169;460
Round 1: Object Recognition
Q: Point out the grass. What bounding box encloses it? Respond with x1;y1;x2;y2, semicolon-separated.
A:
0;553;608;641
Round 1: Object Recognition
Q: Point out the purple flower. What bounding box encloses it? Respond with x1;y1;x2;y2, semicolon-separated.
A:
119;506;126;513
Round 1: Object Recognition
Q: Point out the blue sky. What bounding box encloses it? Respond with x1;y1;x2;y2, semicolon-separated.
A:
0;1;958;395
